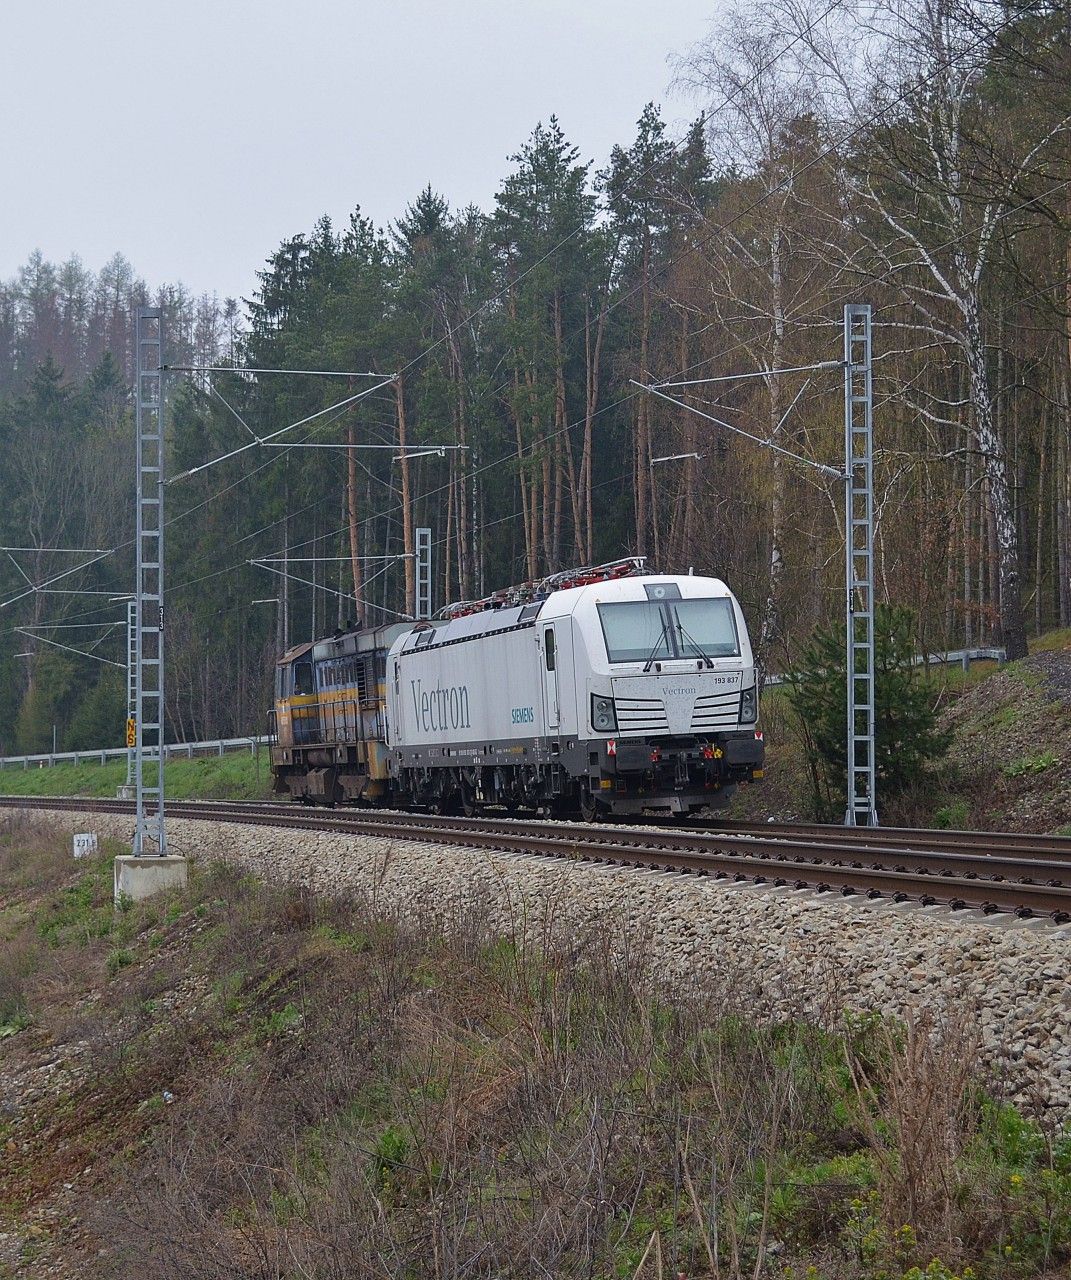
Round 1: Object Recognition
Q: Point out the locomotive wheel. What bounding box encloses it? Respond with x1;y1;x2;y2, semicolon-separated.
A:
436;780;460;817
579;786;603;824
460;775;479;819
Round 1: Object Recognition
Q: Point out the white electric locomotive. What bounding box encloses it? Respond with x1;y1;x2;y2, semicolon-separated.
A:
384;559;764;819
269;558;765;817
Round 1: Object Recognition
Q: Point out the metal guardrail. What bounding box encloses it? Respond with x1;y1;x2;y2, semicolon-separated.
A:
0;647;1007;770
0;735;270;771
918;646;1007;668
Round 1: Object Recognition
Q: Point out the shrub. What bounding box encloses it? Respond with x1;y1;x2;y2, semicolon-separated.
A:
934;799;970;829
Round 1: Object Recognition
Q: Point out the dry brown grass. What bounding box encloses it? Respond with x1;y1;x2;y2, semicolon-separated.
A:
84;869;1002;1280
847;1009;985;1253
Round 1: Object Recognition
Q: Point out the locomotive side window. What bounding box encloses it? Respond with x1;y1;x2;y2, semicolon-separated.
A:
544;628;556;671
294;661;314;695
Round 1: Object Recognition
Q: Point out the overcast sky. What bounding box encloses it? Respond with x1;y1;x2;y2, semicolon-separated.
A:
1;0;716;304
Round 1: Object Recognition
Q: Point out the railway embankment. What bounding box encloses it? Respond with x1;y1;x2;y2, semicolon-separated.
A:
3;807;1071;1278
20;805;1071;1118
0;752;270;802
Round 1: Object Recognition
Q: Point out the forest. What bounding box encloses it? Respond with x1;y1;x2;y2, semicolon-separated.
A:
0;0;1068;753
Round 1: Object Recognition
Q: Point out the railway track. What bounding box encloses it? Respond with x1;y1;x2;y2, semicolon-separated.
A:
3;794;1070;924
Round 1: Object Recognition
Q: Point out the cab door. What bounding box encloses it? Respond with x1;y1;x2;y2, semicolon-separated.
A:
542;624;560;731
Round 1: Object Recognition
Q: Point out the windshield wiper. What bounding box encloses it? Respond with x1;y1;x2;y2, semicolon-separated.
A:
642;620;670;672
675;619;715;668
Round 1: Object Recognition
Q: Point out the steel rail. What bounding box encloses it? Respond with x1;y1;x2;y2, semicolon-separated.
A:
697;819;1071;860
84;797;1070;866
3;795;1070;923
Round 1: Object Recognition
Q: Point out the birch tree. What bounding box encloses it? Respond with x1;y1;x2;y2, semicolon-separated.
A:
773;0;1071;657
676;18;837;666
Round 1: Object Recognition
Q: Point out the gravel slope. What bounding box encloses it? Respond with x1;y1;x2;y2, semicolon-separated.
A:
27;807;1071;1119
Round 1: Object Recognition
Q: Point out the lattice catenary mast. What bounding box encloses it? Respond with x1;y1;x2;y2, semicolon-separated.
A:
843;305;878;825
133;307;167;855
125;599;136;789
415;527;432;620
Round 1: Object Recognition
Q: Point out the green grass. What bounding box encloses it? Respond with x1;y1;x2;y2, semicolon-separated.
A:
0;751;271;801
1031;626;1071;652
1004;750;1060;778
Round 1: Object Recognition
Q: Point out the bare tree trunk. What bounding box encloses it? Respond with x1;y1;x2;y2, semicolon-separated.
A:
541;435;553;573
282;462;291;650
965;309;1027;658
635;228;653;558
310;514;318;641
554;291;584;562
1059;393;1071;627
512;371;536;580
757;226;786;678
1060;232;1071;627
651;463;661;570
962;366;973;648
582;288;611;561
444;450;455;604
582;301;596;561
977;475;986;638
1035;412;1048;636
552;435;564;570
337;490;346;630
447;338;472;599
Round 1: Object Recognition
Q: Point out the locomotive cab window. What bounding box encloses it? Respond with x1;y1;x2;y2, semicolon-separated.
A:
598;602;673;664
598;598;739;663
673;598;739;658
544;628;556;671
294;661;314;695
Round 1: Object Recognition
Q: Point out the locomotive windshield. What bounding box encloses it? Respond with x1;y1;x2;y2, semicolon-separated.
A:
598;598;739;663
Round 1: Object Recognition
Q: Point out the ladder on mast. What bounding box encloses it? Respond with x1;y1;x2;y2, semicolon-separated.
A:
415;527;432;620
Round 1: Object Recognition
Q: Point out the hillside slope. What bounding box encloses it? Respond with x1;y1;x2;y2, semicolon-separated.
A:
933;646;1071;833
733;634;1071;833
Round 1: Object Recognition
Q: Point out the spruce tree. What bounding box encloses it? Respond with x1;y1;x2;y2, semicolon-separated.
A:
785;606;952;819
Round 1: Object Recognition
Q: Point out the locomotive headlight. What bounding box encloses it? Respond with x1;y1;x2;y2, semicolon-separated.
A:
739;685;757;723
591;694;617;732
